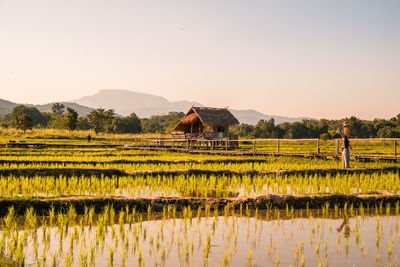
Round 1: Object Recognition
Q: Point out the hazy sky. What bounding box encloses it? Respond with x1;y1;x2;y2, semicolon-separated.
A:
1;0;399;119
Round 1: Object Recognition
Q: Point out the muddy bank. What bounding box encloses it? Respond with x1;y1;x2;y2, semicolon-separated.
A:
0;158;269;166
130;167;400;177
0;168;127;177
1;167;399;178
1;194;400;216
46;144;121;148
0;153;153;157
126;146;326;158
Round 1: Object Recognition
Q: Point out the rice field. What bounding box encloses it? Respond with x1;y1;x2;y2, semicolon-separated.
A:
0;136;399;266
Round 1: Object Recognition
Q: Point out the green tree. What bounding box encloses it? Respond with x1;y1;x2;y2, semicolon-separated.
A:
48;114;65;129
87;109;115;133
111;113;142;134
6;105;49;127
15;114;33;132
77;117;92;130
377;126;400;138
141;112;184;133
51;103;65;114
253;119;276;138
286;122;309;138
63;107;79;131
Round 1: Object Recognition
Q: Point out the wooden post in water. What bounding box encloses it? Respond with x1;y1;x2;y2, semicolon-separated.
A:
317;139;320;154
277;139;280;153
336;139;339;155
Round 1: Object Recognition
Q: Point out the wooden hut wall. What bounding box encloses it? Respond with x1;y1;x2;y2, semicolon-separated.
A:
211;124;229;137
204;124;213;132
189;119;203;133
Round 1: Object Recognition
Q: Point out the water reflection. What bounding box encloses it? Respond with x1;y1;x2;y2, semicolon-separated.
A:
1;209;399;266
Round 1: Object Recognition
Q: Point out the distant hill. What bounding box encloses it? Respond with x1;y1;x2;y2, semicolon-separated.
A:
0;99;17;115
0;99;93;116
230;109;312;125
73;89;202;117
1;89;313;124
29;102;94;116
73;89;313;124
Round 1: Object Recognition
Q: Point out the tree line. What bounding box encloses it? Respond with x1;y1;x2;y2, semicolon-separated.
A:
0;104;182;134
230;115;400;139
1;103;399;138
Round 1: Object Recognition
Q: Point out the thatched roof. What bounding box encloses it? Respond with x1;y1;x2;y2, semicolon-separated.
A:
180;113;199;124
190;107;239;125
172;107;239;132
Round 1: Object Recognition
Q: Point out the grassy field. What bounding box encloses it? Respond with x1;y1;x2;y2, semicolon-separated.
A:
0;130;399;266
1;128;398;156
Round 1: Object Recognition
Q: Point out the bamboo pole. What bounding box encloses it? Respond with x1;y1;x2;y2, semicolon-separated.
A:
336;139;339;155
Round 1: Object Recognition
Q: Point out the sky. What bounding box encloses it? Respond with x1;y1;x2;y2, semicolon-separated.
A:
0;0;399;120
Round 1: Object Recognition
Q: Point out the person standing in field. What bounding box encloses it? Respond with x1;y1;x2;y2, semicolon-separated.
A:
87;134;92;143
336;122;352;168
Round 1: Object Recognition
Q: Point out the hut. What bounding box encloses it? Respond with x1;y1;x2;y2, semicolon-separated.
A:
172;107;239;139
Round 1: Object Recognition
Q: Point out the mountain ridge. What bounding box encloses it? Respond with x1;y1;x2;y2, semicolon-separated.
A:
0;99;94;116
0;89;313;124
73;89;312;124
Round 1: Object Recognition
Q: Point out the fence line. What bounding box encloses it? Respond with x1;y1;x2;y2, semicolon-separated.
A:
124;137;400;159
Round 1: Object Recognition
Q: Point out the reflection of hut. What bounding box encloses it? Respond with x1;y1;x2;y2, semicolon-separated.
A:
172;107;239;139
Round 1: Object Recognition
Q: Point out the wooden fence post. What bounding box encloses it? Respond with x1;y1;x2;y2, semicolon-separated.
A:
211;140;214;151
395;140;398;158
253;140;256;153
277;140;280;153
317;139;320;154
336;139;339;155
186;139;189;150
225;139;228;151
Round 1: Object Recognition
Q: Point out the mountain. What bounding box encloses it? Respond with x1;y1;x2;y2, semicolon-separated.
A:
0;99;93;116
1;89;312;124
230;109;311;125
73;89;202;117
0;99;18;115
29;102;94;116
73;89;312;124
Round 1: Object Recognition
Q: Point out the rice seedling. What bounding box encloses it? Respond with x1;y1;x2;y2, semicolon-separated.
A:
1;138;400;266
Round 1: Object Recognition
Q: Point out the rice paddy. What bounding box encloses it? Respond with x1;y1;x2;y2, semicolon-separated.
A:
0;136;399;266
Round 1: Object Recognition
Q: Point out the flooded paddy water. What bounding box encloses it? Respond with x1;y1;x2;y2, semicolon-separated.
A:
1;206;400;266
1;145;400;266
